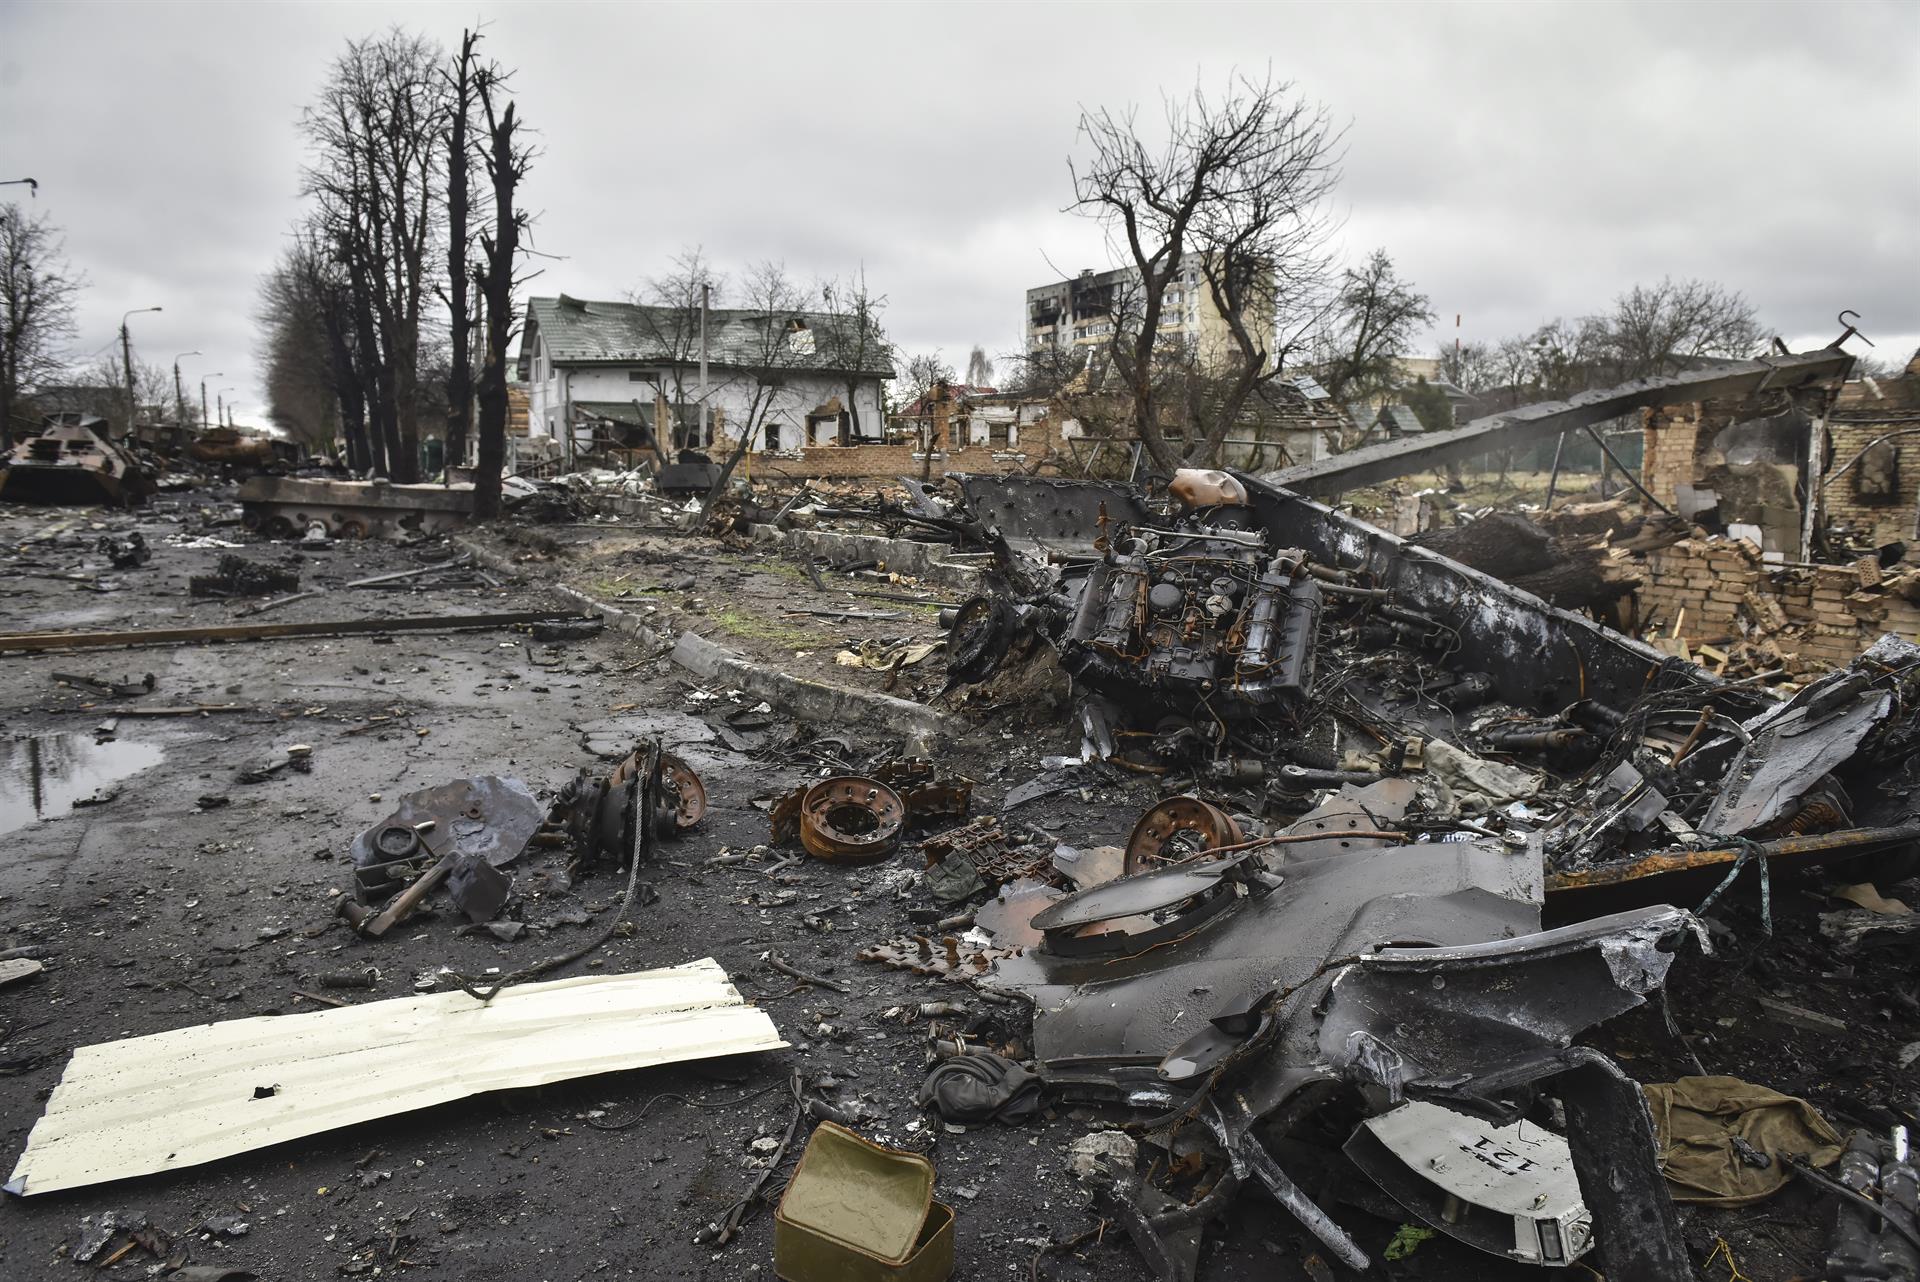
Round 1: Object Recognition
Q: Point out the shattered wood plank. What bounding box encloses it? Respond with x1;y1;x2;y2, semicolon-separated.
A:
0;611;586;654
5;958;784;1195
1545;822;1920;894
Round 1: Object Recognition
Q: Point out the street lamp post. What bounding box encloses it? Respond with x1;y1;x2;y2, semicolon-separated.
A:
119;307;163;438
216;388;233;432
200;373;222;432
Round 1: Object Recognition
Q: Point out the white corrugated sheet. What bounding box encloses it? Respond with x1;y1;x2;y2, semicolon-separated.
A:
7;957;784;1195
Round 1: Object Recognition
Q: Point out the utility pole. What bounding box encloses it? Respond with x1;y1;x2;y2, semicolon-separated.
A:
118;306;162;439
172;351;199;428
200;372;221;432
698;282;709;452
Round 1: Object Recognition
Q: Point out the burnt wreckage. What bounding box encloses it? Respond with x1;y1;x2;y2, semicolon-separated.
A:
932;359;1919;1279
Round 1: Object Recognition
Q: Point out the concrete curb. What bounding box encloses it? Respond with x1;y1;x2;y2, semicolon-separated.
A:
754;526;989;595
456;534;950;748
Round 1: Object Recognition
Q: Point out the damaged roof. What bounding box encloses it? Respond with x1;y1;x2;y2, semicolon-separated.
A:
522;295;895;379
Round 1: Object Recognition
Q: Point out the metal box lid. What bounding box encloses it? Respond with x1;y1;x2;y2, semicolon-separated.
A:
778;1122;934;1264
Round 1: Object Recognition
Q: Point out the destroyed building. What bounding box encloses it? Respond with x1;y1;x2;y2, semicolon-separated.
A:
518;293;895;458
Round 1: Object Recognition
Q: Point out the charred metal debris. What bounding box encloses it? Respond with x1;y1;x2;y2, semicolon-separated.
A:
814;467;1920;1280
336;742;706;944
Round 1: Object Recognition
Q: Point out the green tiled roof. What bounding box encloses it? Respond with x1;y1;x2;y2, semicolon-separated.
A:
523;296;893;378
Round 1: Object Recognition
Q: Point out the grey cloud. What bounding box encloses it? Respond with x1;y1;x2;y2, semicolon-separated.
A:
1;0;1912;427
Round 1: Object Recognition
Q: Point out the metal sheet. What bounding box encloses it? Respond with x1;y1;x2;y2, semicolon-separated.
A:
1260;349;1854;496
6;957;785;1195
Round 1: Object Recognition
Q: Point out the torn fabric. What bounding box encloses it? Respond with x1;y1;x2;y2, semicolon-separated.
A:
1644;1075;1844;1206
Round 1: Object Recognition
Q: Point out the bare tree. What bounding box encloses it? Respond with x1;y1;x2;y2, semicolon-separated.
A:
442;28;480;469
470;52;533;519
816;270;891;441
628;246;725;448
894;350;956;408
301;30;453;481
0;202;82;437
1527;316;1612;399
697;262;806;517
1435;339;1496;393
1316;249;1433;402
1601;277;1761;379
1070;72;1342;471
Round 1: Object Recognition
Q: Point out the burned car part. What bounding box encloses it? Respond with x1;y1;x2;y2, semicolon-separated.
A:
798;776;906;862
1345;1099;1594;1267
1053;528;1326;723
348;775;544;901
189;555;300;599
1122;796;1246;875
238;475;474;539
560;747;706;865
942;596;1020;688
1820;1128;1920;1278
0;414;155;506
96;531;149;568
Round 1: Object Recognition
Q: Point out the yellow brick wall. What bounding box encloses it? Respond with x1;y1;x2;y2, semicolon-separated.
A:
1638;536;1920;669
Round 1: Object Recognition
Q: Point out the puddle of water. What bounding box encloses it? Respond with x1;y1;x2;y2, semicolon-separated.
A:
0;732;166;836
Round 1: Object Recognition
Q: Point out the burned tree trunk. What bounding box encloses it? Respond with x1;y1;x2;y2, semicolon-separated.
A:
443;31;477;471
470;71;528;521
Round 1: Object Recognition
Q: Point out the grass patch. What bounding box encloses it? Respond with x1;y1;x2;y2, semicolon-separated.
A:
711;608;823;649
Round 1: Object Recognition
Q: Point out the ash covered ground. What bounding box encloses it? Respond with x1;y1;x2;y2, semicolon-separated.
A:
0;498;1913;1282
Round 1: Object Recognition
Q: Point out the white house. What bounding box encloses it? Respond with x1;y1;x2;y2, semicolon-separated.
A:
518;294;893;457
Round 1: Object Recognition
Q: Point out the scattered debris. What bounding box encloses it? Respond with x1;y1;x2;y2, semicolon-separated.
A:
189;553;301;598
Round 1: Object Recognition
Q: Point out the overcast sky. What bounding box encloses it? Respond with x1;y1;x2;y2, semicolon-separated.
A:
3;0;1915;427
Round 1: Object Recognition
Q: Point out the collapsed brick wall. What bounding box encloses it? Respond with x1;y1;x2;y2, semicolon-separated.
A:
1638;536;1920;669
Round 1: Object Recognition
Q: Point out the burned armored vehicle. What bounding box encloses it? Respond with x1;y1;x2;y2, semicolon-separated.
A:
0;413;156;507
932;429;1920;1277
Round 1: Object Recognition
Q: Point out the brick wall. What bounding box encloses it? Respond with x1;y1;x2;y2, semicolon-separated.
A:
1641;404;1702;506
744;418;1067;482
1820;418;1919;548
1638;536;1920;670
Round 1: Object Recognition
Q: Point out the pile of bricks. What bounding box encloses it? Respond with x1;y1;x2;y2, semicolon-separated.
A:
1638;536;1920;676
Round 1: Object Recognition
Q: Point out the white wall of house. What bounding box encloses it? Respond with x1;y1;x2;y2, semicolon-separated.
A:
524;333;886;453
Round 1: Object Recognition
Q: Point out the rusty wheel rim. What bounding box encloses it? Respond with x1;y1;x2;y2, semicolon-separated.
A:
1123;796;1245;876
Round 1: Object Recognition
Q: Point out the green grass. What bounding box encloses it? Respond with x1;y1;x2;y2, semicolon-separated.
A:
711;608;822;649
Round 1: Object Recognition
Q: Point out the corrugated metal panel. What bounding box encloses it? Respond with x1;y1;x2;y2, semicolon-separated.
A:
7;958;784;1195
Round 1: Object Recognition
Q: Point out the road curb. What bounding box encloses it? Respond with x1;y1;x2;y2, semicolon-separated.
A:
456;534;949;749
754;526;989;594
